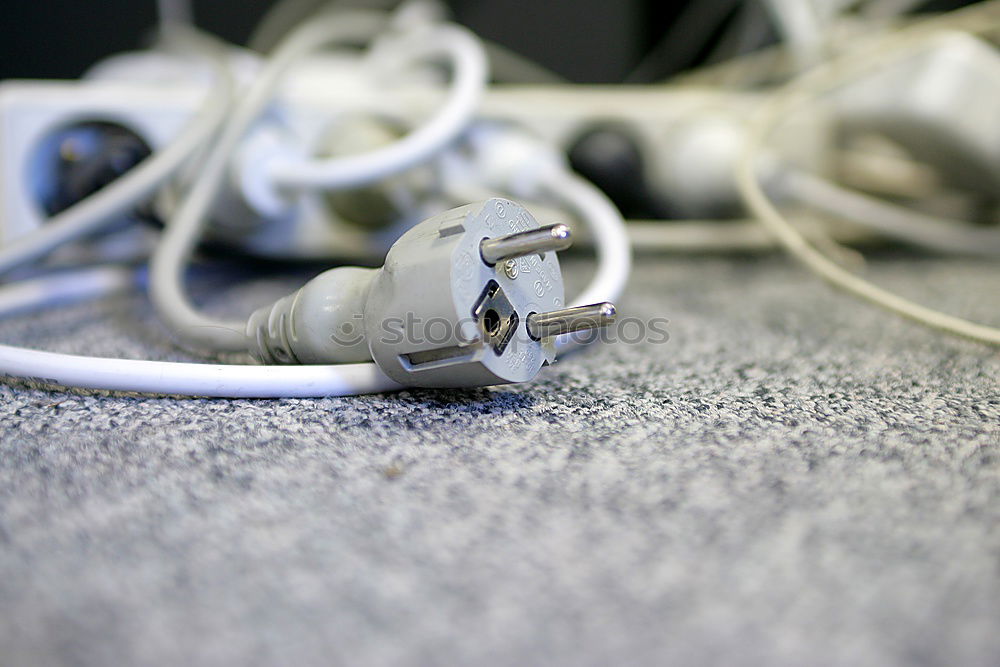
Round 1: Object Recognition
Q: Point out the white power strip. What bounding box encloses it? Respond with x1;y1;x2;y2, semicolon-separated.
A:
0;50;452;261
2;30;996;262
0;47;834;261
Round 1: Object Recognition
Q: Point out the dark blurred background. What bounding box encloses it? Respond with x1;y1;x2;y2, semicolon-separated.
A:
2;0;647;83
0;1;978;83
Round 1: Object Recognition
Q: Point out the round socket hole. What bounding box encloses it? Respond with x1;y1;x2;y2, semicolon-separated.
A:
483;309;502;336
28;120;152;217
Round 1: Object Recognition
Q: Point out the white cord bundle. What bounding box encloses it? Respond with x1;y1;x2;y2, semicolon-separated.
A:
0;6;631;397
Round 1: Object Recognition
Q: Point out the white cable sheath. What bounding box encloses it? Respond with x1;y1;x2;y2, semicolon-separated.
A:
156;0;193;29
0;266;137;317
0;169;627;394
780;168;1000;257
266;23;488;191
0;160;630;395
0;11;624;395
762;0;828;68
0;266;401;397
0;346;401;398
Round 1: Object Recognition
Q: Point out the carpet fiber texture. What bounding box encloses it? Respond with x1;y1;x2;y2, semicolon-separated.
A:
0;254;998;666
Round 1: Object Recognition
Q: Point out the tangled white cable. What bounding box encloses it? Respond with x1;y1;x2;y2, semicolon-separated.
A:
266;23;488;191
0;10;631;397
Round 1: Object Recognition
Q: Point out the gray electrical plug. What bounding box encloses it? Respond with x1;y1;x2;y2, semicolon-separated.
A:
246;198;617;388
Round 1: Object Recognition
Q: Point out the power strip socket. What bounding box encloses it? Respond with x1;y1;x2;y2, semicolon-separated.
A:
0;50;446;262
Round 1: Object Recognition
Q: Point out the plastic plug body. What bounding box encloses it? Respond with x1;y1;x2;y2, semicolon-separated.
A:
247;198;609;388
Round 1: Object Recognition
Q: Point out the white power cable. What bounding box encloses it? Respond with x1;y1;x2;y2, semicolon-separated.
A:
0;151;630;396
763;0;829;68
156;0;194;29
779;168;1000;257
0;347;398;397
0;161;630;395
265;23;488;191
0;7;626;395
624;218;877;253
737;0;1000;346
0;266;401;397
0;265;137;318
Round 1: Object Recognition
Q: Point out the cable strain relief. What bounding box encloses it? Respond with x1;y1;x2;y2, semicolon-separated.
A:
236;125;303;220
247;293;301;365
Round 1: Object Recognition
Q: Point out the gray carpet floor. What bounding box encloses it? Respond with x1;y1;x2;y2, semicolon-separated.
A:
0;253;998;666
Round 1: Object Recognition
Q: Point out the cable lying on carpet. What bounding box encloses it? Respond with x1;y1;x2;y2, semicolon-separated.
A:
0;6;630;397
